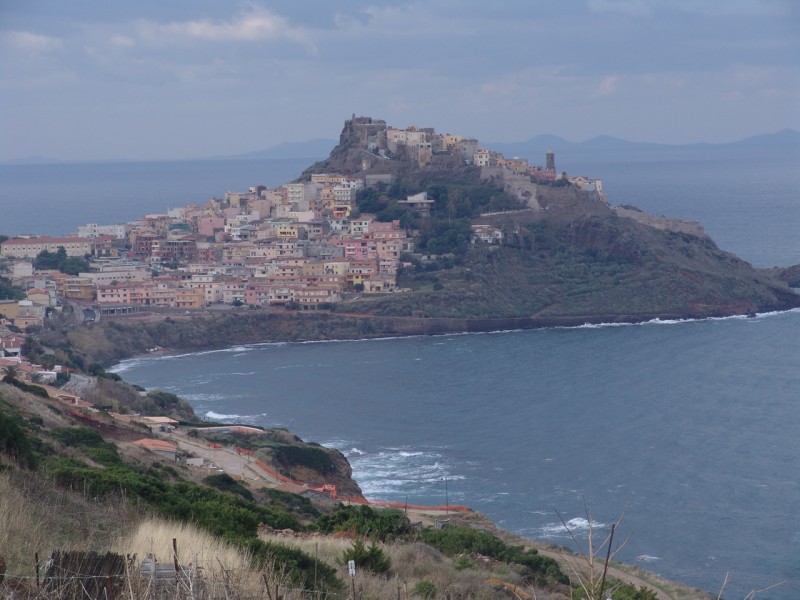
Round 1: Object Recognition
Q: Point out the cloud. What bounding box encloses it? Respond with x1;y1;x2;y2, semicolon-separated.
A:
594;75;618;96
139;5;314;51
110;35;135;48
2;30;62;52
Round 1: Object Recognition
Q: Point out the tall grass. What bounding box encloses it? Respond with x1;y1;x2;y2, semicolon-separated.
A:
0;471;49;572
113;517;251;576
257;531;532;600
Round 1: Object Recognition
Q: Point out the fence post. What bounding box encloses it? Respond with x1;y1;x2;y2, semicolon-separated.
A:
34;551;40;589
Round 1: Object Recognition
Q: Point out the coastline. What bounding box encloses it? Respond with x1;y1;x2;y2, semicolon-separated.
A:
96;308;800;599
104;306;799;371
93;308;711;369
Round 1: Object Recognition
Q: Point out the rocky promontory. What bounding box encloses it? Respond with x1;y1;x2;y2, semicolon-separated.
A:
301;115;800;321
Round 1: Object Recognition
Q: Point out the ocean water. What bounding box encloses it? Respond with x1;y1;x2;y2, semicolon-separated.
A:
115;313;800;599
0;157;312;237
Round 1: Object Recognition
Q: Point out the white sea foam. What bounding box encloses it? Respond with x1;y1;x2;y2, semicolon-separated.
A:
539;517;607;537
205;411;243;420
636;555;660;563
182;393;226;402
205;411;269;424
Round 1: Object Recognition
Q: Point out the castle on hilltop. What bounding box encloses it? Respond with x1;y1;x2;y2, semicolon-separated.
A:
337;115;606;201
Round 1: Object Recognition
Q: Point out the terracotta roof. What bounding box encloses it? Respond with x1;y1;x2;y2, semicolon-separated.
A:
140;416;179;424
134;438;177;452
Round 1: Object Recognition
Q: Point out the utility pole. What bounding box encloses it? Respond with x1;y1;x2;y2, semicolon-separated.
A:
445;477;448;516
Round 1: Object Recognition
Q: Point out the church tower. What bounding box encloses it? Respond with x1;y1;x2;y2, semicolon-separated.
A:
545;149;555;173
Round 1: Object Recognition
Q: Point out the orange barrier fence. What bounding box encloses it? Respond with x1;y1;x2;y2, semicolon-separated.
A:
252;459;469;512
369;500;470;513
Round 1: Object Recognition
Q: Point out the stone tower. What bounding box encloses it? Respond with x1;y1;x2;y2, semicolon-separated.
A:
545;149;555;173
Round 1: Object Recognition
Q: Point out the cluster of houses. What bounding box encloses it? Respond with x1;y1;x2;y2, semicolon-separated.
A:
1;174;419;320
1;119;605;327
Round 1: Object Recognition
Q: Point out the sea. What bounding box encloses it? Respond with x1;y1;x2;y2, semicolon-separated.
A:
5;147;800;598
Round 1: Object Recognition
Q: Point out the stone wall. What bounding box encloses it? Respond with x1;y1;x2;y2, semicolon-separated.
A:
613;206;705;237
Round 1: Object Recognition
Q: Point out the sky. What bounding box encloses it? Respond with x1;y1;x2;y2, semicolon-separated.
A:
1;0;799;161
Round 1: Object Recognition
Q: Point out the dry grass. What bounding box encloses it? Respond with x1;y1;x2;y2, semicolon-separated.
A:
0;470;50;573
0;469;140;575
112;517;252;576
257;531;554;600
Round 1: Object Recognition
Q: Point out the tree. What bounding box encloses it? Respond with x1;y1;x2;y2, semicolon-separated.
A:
33;247;89;275
555;504;635;600
2;364;21;380
340;539;390;574
0;276;26;301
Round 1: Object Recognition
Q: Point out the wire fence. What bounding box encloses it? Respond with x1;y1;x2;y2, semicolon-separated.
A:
0;550;357;600
1;572;353;600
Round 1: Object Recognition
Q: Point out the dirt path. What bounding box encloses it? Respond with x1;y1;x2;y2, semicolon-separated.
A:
164;428;282;485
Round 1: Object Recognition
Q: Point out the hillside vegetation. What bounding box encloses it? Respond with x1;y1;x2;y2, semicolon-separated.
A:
5;380;679;600
312;117;800;321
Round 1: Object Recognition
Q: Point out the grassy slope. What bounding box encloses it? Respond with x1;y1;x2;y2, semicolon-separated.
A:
347;212;799;319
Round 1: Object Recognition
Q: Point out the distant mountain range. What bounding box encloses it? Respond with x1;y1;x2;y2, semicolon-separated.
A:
484;128;800;164
229;128;799;163
3;129;797;165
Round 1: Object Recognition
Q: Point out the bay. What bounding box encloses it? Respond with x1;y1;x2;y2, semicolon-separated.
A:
115;311;800;599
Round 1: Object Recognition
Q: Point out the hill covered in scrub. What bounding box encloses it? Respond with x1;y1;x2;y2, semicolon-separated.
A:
301;116;800;320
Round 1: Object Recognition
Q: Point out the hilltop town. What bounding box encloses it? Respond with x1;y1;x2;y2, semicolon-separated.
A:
1;115;799;361
0;116;612;326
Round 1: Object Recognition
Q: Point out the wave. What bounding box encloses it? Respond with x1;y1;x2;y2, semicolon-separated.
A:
562;308;800;331
636;555;660;563
206;411;243;420
205;410;269;424
345;446;467;497
538;517;608;538
111;344;256;372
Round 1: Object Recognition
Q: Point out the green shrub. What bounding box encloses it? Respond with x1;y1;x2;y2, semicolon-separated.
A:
412;580;437;599
0;407;37;468
313;505;412;541
452;554;475;570
51;426;105;448
2;375;49;398
273;444;334;472
248;539;342;593
341;539;390;574
422;526;567;585
204;472;254;501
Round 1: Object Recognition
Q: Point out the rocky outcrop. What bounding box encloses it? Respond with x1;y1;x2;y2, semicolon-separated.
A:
613;205;705;237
